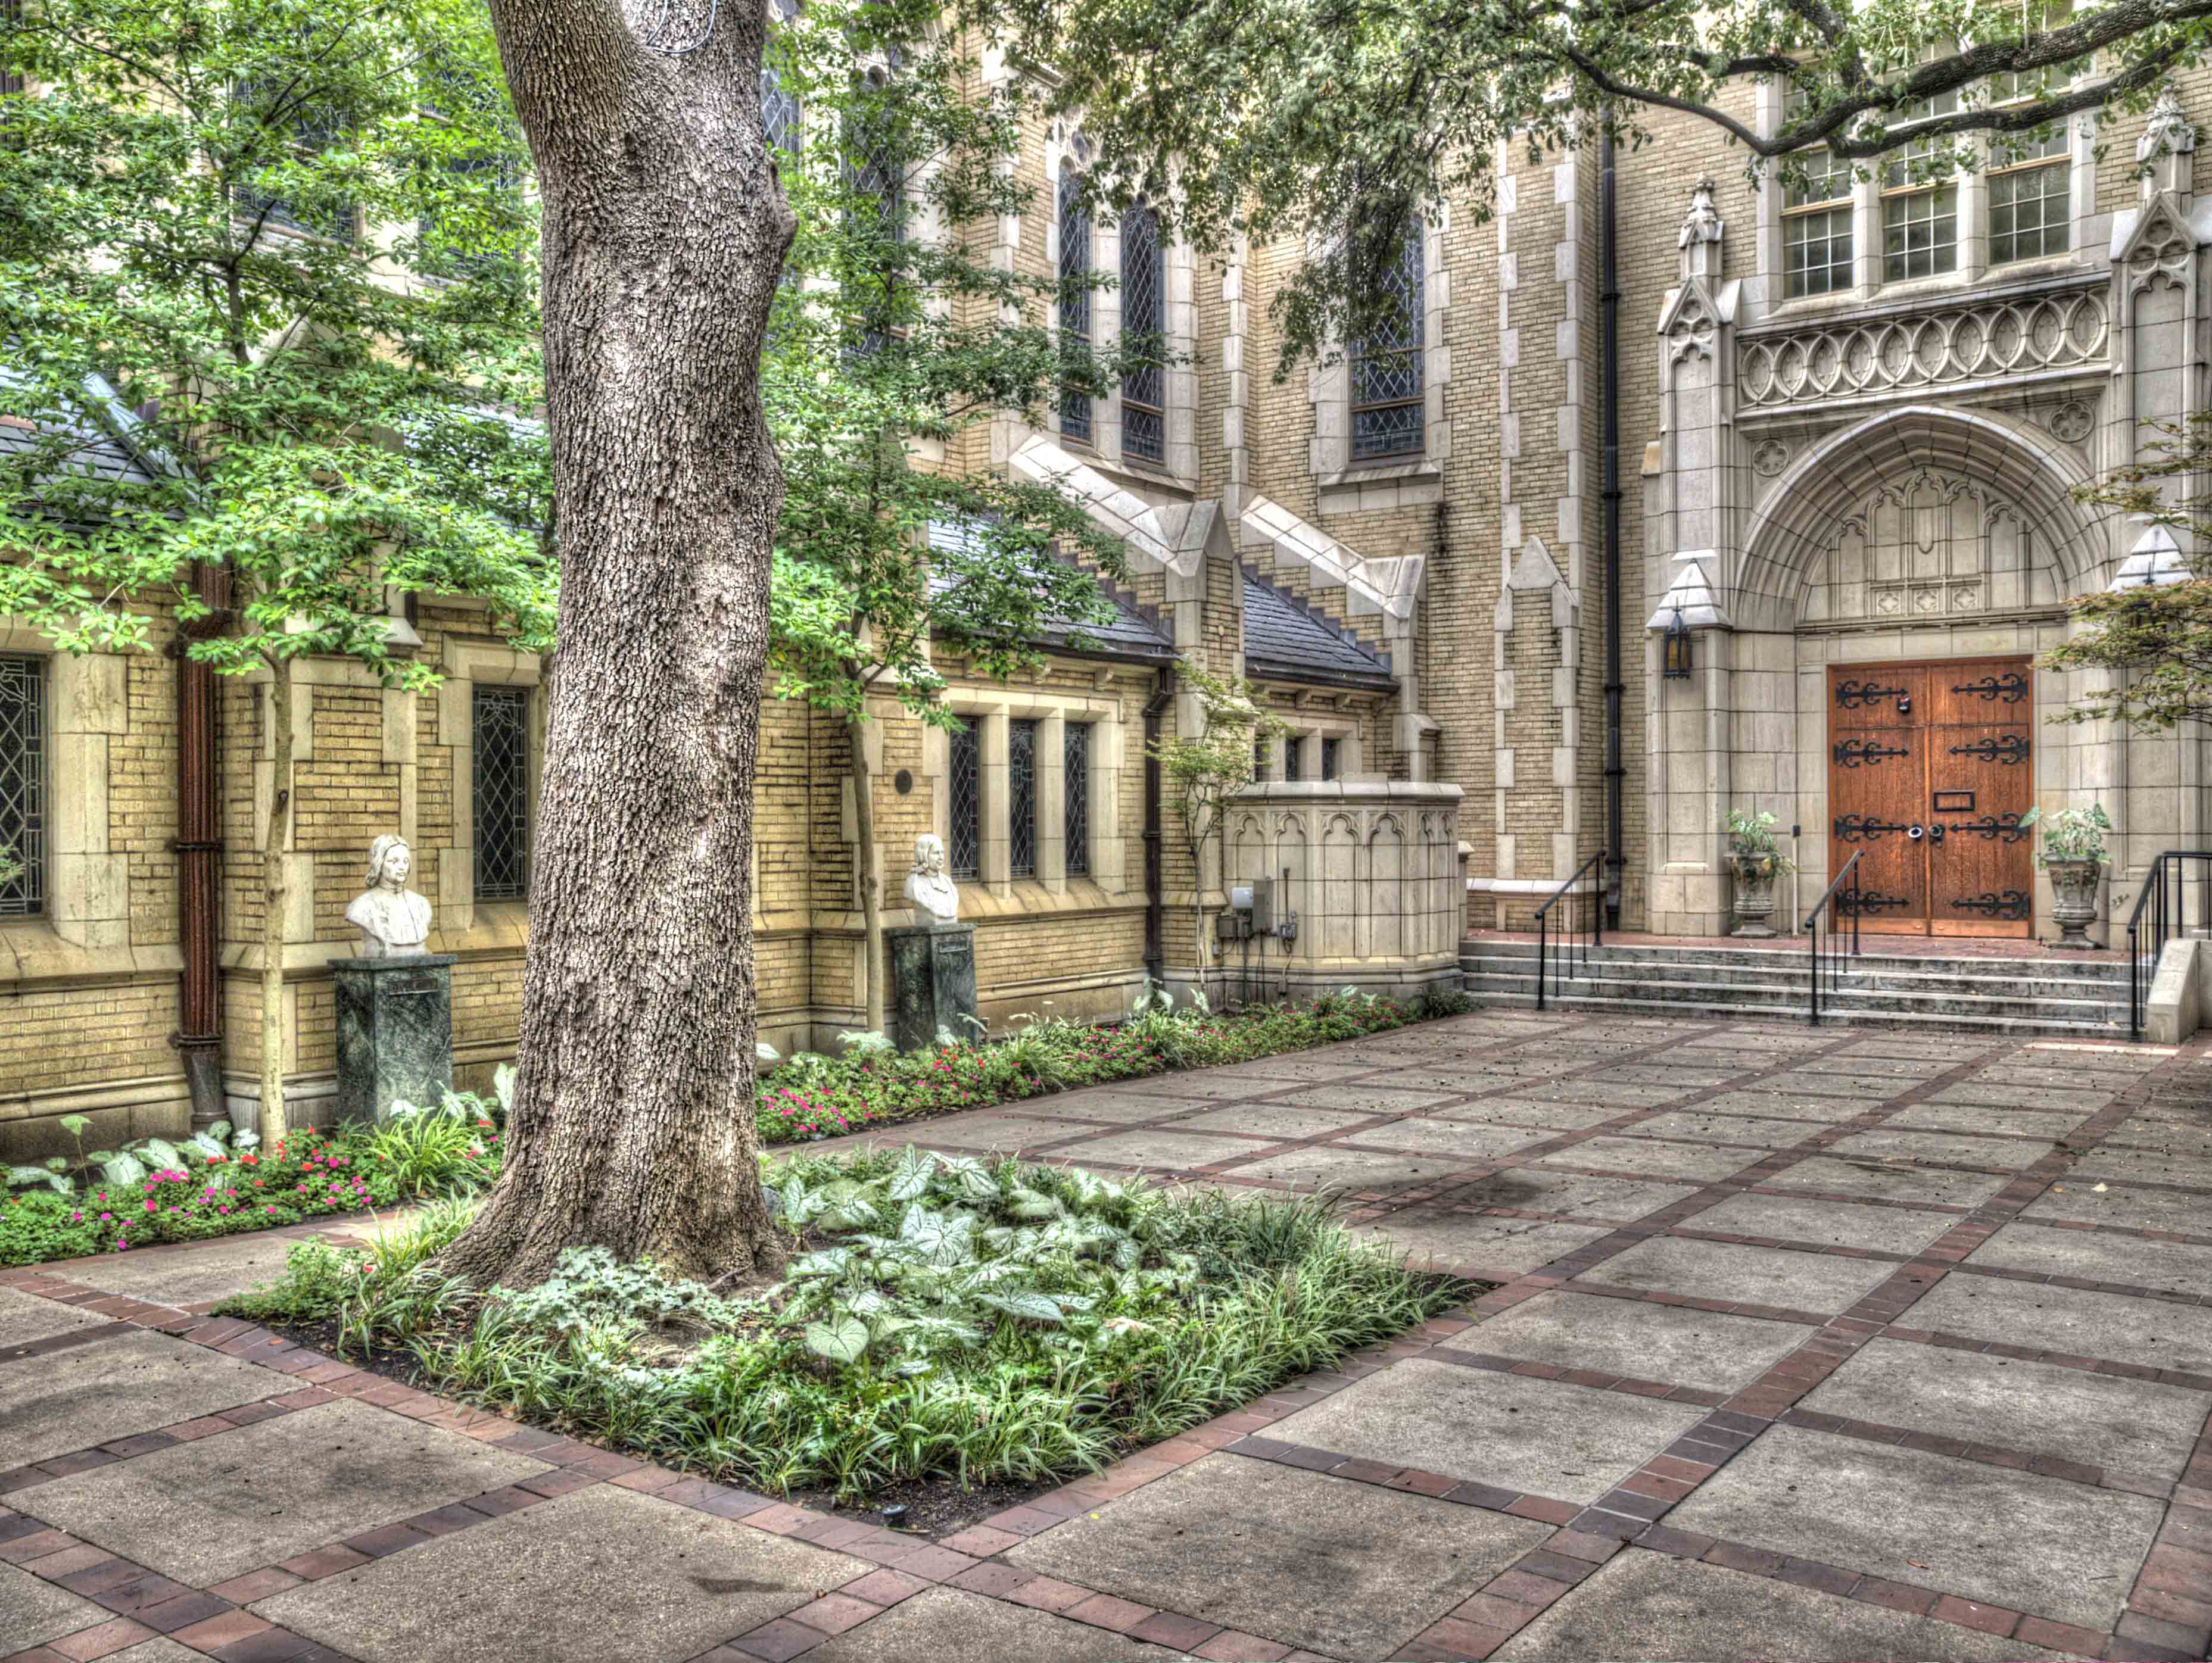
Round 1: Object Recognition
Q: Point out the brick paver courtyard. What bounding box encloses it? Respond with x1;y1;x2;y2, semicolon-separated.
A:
5;1008;2211;1662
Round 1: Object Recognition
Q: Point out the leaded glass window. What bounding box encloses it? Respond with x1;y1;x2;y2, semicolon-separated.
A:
1282;735;1302;782
1009;718;1039;879
1059;166;1093;444
845;66;904;356
1252;739;1269;782
0;656;42;916
1064;722;1091;877
232;67;355;241
948;718;980;879
1120;201;1166;463
472;686;531;900
1;0;23;98
1350;220;1425;460
1320;737;1341;781
761;0;802;155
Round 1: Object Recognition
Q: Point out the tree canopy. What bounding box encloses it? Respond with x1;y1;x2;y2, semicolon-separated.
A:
980;0;2212;361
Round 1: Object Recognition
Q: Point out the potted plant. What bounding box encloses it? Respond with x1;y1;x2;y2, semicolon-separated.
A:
1725;809;1796;939
2020;804;2110;949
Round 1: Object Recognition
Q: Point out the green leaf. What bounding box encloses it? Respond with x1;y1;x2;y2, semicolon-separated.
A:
803;1315;871;1364
139;1139;185;1173
886;1148;936;1202
980;1290;1064;1323
101;1152;148;1187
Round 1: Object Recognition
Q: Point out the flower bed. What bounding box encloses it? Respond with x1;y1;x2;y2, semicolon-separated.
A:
756;986;1469;1143
2;1108;501;1267
226;1147;1470;1501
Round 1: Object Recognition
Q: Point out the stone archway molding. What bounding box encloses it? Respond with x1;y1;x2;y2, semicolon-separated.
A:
1734;402;2116;634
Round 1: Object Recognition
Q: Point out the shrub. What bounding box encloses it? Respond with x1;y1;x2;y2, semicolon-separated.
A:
226;1147;1463;1500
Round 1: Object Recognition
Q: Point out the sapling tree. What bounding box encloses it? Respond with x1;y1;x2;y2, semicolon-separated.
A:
0;0;552;1147
764;2;1134;1034
1149;667;1285;990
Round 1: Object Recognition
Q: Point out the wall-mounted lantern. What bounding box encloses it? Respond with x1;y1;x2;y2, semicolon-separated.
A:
1662;603;1694;679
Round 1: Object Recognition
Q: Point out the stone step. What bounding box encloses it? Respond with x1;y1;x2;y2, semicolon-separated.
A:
1462;968;2126;1027
1467;986;2129;1038
1458;952;2126;1004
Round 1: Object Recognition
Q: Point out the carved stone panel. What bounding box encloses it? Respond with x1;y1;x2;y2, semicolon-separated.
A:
1800;468;2061;625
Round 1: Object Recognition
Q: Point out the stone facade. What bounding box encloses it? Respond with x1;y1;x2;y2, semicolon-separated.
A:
11;67;2212;1155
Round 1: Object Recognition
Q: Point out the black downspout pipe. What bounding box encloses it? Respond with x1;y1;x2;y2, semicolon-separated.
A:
1142;666;1175;986
1599;124;1625;929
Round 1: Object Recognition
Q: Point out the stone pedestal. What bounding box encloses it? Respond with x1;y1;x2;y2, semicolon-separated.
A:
887;923;979;1052
332;954;456;1124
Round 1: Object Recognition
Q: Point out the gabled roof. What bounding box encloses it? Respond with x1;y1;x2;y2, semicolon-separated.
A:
1241;570;1396;691
0;369;167;516
926;519;1177;664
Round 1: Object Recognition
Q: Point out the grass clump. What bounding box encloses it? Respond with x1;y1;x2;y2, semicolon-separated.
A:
225;1147;1462;1500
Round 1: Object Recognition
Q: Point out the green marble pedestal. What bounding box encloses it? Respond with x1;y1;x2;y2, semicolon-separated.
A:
332;954;456;1124
887;922;979;1052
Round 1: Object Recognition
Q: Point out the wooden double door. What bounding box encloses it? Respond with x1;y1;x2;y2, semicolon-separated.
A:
1826;659;2035;938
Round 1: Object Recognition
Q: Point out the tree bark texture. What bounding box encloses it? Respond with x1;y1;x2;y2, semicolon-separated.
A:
258;656;293;1150
441;0;797;1287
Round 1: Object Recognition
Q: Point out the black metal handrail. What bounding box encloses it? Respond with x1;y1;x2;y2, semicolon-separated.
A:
1802;850;1864;1026
1534;850;1609;1011
2126;851;2212;1040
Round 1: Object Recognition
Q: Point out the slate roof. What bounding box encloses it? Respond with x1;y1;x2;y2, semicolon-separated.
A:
926;520;1177;664
1241;570;1396;690
0;369;166;511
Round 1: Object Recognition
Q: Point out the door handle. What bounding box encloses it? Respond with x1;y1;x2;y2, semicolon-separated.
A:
1928;823;1945;845
1907;823;1925;841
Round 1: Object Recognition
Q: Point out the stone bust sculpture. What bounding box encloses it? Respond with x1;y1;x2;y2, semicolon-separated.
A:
904;833;961;925
345;833;434;957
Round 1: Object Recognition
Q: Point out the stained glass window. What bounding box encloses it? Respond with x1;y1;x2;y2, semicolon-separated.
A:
1321;737;1341;781
0;656;42;916
1059;166;1093;444
1064;723;1091;877
1350;220;1425;460
948;718;980;879
472;686;531;900
1009;718;1039;879
1120;201;1165;463
1282;736;1302;782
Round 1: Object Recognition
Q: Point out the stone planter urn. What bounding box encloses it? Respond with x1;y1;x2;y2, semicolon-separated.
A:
2046;857;2104;950
1731;855;1780;940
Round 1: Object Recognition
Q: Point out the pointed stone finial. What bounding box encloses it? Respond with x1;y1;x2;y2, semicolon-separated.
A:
2139;85;2197;199
1678;179;1723;279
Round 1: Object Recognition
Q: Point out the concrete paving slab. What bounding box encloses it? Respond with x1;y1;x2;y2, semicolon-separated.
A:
1018;1090;1213;1124
1080;1074;1294;1102
1;1557;110;1651
1699;1090;1887;1122
1215;1144;1473;1191
1270;1084;1464;1115
1367;1067;1564;1094
98;1645;198;1663
256;1483;867;1663
1429;1098;1625;1131
1825;1128;2052;1170
1574;1236;1896;1315
2101;1115;2212;1162
1169;1102;1383;1139
1686;1191;1960;1255
2068;1144;2212;1190
0;1284;116;1349
1800;1337;2207;1480
1337;1118;1556;1160
1443;1290;1812;1391
803;1587;1177;1662
901;1113;1083;1152
1629;1109;1825;1148
1759;1154;2009;1209
1668;1425;2163;1630
1963;1221;2212;1296
1265;1359;1708;1503
1821;1055;1954;1079
1929;1081;2114;1112
18;1397;550;1586
1495;1547;2072;1661
0;1328;278;1468
1539;1134;1760;1182
1515;1080;1690;1109
1883;1101;2097;1138
1353;1211;1610;1275
1440;1167;1694;1223
2021;1178;2212;1235
55;1231;318;1309
1207;1057;1383;1084
1051;1128;1272;1171
1763;1069;1912;1100
1006;1455;1551;1662
1903;1274;2212;1375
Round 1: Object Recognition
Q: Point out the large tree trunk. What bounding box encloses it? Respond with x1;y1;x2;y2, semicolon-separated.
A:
258;656;293;1149
850;724;885;1035
441;0;796;1288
